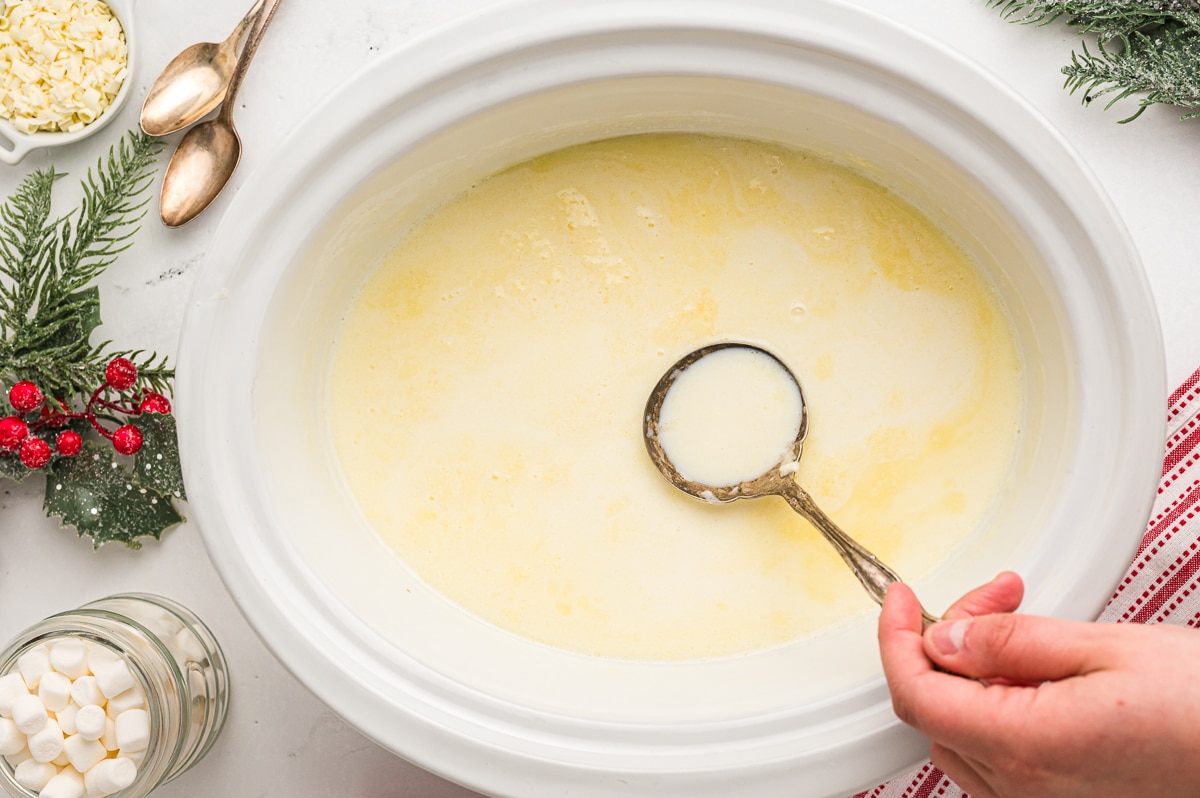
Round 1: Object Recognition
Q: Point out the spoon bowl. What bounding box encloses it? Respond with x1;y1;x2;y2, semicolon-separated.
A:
140;0;264;137
160;122;241;227
644;342;938;625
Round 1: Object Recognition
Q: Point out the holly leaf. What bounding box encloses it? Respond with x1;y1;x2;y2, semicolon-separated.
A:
132;413;185;500
0;453;30;482
43;441;183;548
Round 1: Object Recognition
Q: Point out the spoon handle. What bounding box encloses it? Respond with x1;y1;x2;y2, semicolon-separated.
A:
777;480;939;628
220;0;283;122
228;0;267;47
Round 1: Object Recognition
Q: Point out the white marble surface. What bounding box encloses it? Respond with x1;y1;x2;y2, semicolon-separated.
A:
1;1;1198;796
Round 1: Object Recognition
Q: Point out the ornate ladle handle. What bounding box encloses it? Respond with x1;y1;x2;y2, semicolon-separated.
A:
777;480;940;628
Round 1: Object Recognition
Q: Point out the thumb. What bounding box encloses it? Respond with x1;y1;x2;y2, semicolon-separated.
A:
924;612;1115;683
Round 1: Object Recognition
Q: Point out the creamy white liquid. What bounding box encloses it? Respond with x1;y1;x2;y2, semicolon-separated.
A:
658;347;803;487
329;134;1024;661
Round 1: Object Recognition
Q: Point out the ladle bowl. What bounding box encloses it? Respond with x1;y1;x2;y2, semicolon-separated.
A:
644;342;939;625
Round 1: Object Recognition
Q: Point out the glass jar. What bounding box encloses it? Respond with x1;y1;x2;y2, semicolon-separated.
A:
0;594;229;798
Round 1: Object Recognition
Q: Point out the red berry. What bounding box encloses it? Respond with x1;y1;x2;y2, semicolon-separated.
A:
112;424;143;456
40;400;71;428
8;381;43;413
138;391;172;414
19;437;51;469
0;416;29;452
55;430;83;457
105;357;138;391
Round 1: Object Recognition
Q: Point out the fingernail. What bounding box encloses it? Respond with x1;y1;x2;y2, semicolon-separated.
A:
931;619;968;655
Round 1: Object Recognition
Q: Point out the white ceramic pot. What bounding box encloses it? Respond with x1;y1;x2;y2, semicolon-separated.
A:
177;1;1166;796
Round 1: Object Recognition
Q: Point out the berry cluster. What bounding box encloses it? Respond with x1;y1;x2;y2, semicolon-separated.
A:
0;358;172;471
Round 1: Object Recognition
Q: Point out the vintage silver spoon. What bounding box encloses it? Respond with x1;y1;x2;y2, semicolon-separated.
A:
159;0;283;228
140;0;266;137
643;342;939;626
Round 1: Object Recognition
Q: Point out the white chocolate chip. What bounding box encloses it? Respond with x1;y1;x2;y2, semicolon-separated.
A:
0;0;129;134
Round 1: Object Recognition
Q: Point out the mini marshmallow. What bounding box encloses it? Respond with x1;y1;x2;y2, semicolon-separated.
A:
99;716;118;752
38;670;72;713
169;627;206;665
131;604;178;641
16;645;51;690
0;671;30;717
93;660;135;699
40;767;85;798
105;682;144;717
13;757;57;791
114;709;149;752
49;639;89;680
57;702;80;735
69;675;104;708
52;748;71;767
84;756;137;798
85;644;120;676
4;744;32;766
0;716;25;756
27;718;64;763
119;745;146;767
74;704;106;742
62;732;106;773
12;692;48;734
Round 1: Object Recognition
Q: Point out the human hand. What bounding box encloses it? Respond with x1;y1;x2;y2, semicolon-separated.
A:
879;572;1200;798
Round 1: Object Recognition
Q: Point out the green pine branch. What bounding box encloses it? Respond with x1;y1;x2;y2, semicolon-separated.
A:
989;0;1200;121
0;129;165;400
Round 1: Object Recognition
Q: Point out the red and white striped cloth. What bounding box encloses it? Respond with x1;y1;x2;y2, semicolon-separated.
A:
852;368;1200;798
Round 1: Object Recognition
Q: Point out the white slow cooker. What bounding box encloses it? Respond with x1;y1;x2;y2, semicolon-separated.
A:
177;1;1166;795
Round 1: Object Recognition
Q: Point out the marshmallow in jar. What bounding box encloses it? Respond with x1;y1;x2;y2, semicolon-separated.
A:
0;595;228;798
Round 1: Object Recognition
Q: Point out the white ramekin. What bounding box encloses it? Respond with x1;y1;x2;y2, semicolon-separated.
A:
0;0;137;164
177;1;1166;796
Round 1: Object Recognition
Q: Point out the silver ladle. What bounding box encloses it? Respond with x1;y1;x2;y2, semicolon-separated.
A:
643;342;939;626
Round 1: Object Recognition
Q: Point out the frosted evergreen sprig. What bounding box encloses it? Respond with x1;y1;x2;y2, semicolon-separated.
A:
989;0;1200;121
0;129;168;399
